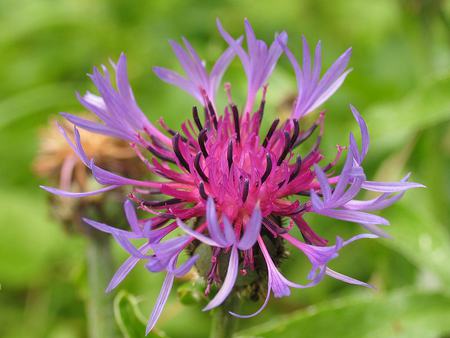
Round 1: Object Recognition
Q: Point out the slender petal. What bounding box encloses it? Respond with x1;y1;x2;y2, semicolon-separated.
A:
206;197;227;246
146;272;175;334
106;243;152;292
325;268;374;288
217;18;286;110
176;219;222;247
278;36;352;118
40;184;118;198
361;180;425;193
154;38;239;104
124;199;140;233
238;204;262;250
203;245;239;311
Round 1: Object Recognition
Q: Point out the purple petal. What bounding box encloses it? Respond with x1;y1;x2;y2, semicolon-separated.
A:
301;36;311;83
343;173;412;212
181;37;209;85
203;245;239;311
62;112;131;140
91;162;161;189
106;242;152;292
153;67;201;102
360;223;392;238
309;69;351;112
169;40;203;84
216;18;249;71
146;272;175;334
343;233;378;246
76;55;169;144
172;254;199;277
314;47;352;94
82;217;141;238
206;197;227;246
332;151;357;199
325;268;374;288
40;184;118;198
281;234;340;283
258;236;307;295
281;36;352;118
90;162;137;186
314;165;332;201
210;41;241;94
124;200;140;233
113;234;151;259
176;219;221;247
222;216;236;246
152;236;190;256
277;35;302;84
361;180;425;193
350;105;369;163
331;175;365;207
238;205;262;250
310;190;325;209
56;124;89;166
115;53;135;102
147;223;178;243
344;192;405;211
314;208;390;225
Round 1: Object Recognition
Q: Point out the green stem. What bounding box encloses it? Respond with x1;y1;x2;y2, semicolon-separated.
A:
210;296;240;338
86;234;119;338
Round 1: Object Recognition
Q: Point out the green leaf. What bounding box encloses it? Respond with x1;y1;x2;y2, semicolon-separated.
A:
379;193;450;285
235;289;450;338
114;291;169;338
0;83;74;130
365;75;450;152
0;189;79;286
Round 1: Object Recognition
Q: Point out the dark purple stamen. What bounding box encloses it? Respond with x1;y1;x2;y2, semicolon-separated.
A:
288;156;302;183
207;100;218;129
227;140;233;170
262;118;280;147
146;144;176;164
150;134;172;151
263;217;288;235
255;100;266;133
142;198;183;207
287;203;308;215
288;119;300;149
194;152;209;183
300;230;312;244
296;191;312;196
160;119;188;142
242;178;249;203
172;133;190;172
277;131;291;165
231;104;240;143
261;153;272;183
198;129;208;158
192;106;203;131
294;116;321;148
198;182;208;200
256;85;268;129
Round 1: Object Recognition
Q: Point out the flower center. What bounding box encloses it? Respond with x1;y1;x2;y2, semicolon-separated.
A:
157;95;324;226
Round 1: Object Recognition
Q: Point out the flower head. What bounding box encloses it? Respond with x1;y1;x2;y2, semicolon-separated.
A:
42;19;424;334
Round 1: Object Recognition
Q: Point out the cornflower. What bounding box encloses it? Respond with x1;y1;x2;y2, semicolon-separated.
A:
42;19;423;334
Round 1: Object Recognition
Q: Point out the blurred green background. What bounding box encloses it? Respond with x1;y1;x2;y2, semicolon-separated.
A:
0;0;449;337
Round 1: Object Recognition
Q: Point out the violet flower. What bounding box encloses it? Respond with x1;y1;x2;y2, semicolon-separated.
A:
42;19;424;334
